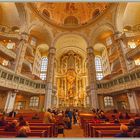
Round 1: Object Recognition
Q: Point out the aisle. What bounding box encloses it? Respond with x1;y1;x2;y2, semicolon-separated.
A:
58;124;84;138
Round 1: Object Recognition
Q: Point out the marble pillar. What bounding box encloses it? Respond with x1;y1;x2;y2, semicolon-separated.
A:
14;32;29;74
127;91;139;113
114;32;128;74
44;47;56;110
4;91;17;113
87;47;98;109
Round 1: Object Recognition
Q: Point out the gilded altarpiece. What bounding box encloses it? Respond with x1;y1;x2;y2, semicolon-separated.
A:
56;51;87;108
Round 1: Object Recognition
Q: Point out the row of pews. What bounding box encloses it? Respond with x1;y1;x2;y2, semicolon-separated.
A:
79;113;135;137
0;112;63;138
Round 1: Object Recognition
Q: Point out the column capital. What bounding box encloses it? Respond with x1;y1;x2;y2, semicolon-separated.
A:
48;47;56;55
113;31;125;41
87;46;94;54
20;32;29;41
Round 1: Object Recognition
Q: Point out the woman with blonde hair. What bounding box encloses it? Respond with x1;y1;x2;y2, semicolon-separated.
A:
115;124;129;137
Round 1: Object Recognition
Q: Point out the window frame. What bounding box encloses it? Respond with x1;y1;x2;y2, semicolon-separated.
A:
29;96;39;108
40;57;48;80
104;96;114;107
95;56;103;80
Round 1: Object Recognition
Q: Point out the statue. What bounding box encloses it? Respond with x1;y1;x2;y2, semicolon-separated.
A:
68;88;74;98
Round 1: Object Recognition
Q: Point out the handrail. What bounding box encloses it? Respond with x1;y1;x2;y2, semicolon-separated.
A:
96;67;140;92
0;65;46;94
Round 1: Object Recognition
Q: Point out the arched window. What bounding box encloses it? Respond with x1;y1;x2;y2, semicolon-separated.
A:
29;96;39;107
95;56;103;80
40;57;48;80
42;9;50;19
92;9;100;18
104;96;113;107
64;16;78;25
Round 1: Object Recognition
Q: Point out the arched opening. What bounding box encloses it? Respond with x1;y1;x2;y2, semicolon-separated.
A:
64;16;78;25
92;9;100;18
42;9;50;19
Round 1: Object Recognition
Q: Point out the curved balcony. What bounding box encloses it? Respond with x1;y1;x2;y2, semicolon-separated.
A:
0;24;20;40
0;43;16;60
0;32;20;40
0;66;45;94
126;45;140;60
96;67;140;94
26;44;35;57
23;58;33;72
125;31;140;38
109;53;118;64
25;56;34;64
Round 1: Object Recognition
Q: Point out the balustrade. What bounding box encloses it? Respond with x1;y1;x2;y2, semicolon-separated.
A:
96;67;140;94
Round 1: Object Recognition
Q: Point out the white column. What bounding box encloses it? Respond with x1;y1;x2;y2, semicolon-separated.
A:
14;32;29;74
114;32;128;74
127;91;139;113
87;47;98;109
4;91;17;113
44;47;56;110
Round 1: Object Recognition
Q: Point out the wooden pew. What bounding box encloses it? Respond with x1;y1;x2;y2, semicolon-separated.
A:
96;130;121;137
90;126;120;137
86;123;120;137
0;131;48;137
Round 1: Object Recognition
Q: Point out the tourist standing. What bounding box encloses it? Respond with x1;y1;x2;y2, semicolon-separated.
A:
43;108;53;123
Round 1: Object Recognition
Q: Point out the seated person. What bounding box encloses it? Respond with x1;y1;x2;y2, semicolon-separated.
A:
32;113;39;120
115;124;129;137
113;109;118;114
99;112;107;120
0;116;8;126
16;126;28;137
104;118;110;124
112;115;116;120
134;117;140;126
92;108;96;113
128;119;136;132
8;110;16;118
5;120;18;132
118;112;124;120
17;116;30;132
51;114;56;123
43;109;53;124
92;116;101;124
114;119;120;124
131;128;140;137
125;112;130;119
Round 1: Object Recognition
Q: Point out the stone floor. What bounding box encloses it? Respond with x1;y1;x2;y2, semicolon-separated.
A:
57;124;84;138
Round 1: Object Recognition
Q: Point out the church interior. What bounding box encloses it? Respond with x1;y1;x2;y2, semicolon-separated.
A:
0;2;140;138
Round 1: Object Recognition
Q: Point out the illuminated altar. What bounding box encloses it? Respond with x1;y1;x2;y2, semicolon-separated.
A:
56;50;87;108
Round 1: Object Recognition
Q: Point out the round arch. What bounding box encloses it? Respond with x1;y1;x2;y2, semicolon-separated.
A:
89;23;114;46
115;3;140;32
28;23;53;47
53;33;88;59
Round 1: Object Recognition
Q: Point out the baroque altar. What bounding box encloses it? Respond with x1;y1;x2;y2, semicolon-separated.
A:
56;50;87;107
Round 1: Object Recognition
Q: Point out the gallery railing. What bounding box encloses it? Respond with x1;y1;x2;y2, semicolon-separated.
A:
96;67;140;94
